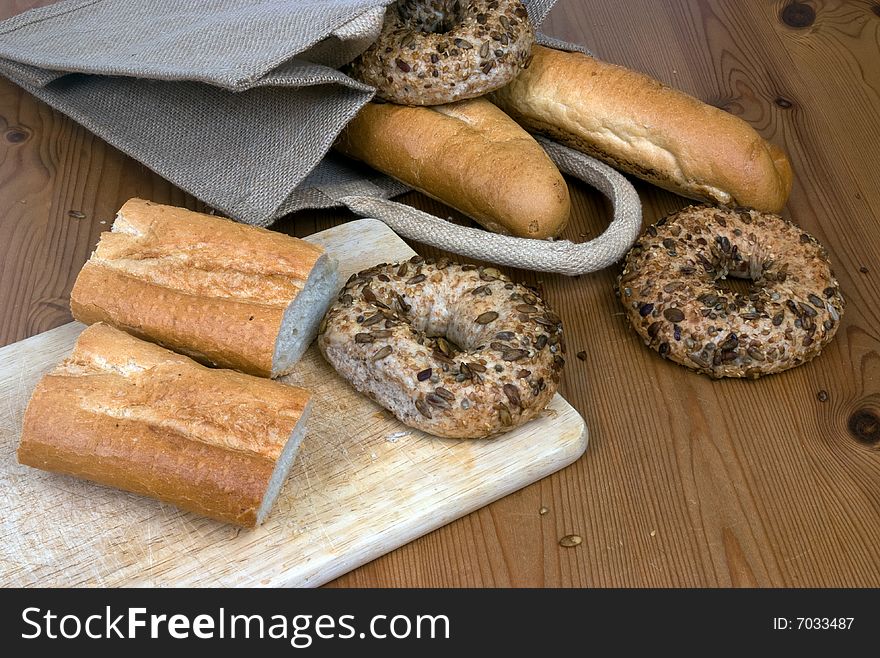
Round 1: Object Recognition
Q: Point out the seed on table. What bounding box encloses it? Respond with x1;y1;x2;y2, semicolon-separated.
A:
817;390;828;402
576;351;587;361
539;506;549;516
559;534;582;548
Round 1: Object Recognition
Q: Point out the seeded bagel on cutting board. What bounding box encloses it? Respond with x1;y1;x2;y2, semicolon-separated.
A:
318;258;565;438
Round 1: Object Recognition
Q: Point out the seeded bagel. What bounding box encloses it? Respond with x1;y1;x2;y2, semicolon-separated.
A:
618;205;844;378
347;0;535;106
317;257;565;438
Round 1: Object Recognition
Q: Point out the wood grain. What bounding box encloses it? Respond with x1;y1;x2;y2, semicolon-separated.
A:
0;220;586;587
1;0;879;587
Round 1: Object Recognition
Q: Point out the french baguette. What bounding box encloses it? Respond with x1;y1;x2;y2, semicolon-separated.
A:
334;97;571;238
490;46;793;213
70;198;338;378
17;323;312;527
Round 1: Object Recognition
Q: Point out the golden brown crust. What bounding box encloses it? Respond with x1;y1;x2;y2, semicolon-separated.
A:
490;46;793;213
70;198;327;377
333;97;571;238
17;323;311;527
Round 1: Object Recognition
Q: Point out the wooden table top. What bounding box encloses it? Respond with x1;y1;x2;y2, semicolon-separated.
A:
2;0;878;587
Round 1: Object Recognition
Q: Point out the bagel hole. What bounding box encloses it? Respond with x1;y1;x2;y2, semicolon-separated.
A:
397;0;466;33
716;276;753;297
420;322;469;355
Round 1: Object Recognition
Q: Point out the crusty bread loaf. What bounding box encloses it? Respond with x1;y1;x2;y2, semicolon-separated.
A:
334;97;571;238
490;46;793;213
70;198;338;378
17;323;312;527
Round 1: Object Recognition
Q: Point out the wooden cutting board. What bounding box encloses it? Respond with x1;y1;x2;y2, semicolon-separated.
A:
0;218;587;587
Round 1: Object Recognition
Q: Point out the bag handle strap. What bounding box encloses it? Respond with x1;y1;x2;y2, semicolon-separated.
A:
329;137;642;276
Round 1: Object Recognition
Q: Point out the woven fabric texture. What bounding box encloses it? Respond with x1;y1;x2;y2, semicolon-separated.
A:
0;0;641;274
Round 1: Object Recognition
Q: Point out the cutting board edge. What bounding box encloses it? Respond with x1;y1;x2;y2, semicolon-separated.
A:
295;418;588;588
111;407;588;589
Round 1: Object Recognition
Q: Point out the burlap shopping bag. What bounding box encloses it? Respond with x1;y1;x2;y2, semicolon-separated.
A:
0;0;641;274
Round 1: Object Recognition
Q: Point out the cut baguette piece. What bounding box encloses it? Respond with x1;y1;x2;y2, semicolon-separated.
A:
17;323;312;527
70;198;338;378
